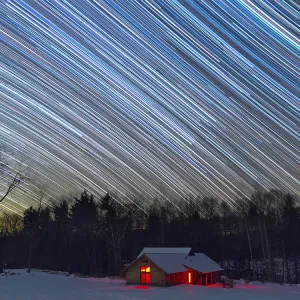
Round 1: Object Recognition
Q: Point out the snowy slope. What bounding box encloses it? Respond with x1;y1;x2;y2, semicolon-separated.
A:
1;270;300;300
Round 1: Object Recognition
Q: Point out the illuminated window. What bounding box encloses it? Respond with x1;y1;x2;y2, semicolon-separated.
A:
140;266;150;284
140;266;150;273
188;272;191;283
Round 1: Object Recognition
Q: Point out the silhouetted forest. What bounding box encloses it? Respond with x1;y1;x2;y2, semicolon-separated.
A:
0;189;299;283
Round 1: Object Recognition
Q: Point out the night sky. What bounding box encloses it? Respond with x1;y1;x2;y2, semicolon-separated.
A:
0;0;299;214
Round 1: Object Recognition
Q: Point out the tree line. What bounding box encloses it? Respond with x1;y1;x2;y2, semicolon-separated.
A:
0;189;299;283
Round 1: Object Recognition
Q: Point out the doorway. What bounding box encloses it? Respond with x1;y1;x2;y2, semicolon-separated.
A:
140;266;150;284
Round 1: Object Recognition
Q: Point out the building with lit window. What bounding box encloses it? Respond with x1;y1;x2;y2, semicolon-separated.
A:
124;247;223;286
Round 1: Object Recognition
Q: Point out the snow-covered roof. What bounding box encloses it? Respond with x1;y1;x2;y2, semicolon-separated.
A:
145;253;187;274
137;247;191;258
124;248;222;274
182;253;223;273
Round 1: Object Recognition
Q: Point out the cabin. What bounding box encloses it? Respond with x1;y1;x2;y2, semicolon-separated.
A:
124;247;223;286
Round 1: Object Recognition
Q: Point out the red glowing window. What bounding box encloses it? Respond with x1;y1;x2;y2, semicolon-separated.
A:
188;272;191;283
140;273;150;284
140;266;150;284
140;266;150;273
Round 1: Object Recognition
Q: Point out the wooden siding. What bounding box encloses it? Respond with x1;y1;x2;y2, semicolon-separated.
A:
184;268;222;285
166;271;188;285
126;255;166;286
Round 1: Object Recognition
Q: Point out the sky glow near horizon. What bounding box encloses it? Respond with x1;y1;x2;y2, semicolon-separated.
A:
0;0;299;214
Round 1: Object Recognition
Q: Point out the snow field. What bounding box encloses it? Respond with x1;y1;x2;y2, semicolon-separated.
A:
1;269;300;300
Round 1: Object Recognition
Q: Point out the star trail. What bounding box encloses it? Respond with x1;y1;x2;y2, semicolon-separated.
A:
0;0;299;214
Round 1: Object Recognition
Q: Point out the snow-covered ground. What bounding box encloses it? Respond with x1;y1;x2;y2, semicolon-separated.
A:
1;269;300;300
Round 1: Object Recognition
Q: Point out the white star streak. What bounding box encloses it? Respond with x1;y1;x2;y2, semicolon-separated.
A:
0;0;299;213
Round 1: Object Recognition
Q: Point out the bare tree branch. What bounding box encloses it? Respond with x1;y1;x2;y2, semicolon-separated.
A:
0;146;30;204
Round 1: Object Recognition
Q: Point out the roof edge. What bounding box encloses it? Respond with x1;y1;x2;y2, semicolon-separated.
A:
182;264;224;273
137;247;192;258
122;253;168;274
